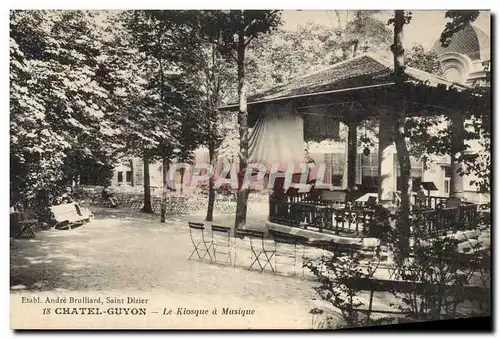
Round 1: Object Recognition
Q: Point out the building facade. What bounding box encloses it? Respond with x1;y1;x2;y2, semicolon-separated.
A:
109;24;489;203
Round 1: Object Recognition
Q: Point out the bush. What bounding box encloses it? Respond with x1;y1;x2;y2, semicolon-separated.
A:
304;247;391;328
389;233;490;321
305;206;491;328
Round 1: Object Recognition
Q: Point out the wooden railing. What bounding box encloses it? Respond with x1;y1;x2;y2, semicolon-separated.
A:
269;198;480;238
269;199;373;235
413;195;449;210
416;203;480;236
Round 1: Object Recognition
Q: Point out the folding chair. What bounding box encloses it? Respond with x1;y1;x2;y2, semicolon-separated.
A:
188;222;213;262
236;230;276;273
211;224;235;266
268;229;308;276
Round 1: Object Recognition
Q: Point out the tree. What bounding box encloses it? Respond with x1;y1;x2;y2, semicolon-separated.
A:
10;10;119;214
440;11;480;47
326;10;392;61
388;10;482;259
197;10;281;230
177;17;238;221
200;45;237;222
99;11;160;214
245;23;332;91
404;46;443;181
406;44;442;74
388;10;412;260
113;10;203;220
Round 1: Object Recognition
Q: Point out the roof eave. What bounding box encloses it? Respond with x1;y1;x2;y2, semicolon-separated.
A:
217;82;397;111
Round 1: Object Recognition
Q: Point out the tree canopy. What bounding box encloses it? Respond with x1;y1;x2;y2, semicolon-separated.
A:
10;9;490;219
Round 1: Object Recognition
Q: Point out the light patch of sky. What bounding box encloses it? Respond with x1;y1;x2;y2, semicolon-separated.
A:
281;10;490;50
93;10;490;52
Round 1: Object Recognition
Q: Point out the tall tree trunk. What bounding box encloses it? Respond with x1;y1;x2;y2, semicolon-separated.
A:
352;40;359;58
141;154;154;213
160;154;170;222
206;42;219;223
234;18;250;231
73;174;80;190
129;159;134;187
180;168;185;194
392;10;411;260
341;46;350;60
206;141;216;222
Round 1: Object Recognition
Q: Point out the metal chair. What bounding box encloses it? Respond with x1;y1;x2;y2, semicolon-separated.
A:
235;230;276;273
268;229;308;276
210;224;235;266
188;222;213;262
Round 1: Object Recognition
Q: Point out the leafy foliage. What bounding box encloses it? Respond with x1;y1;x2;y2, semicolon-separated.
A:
329;10;392;60
389;215;491;321
440;11;480;47
10;10;120;212
406;44;442;74
195;10;282;59
246;24;332;91
305;203;490;328
304;248;388;328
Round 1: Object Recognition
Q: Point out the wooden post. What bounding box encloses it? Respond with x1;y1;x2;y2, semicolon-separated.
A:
129;159;134;187
450;112;465;198
366;288;375;325
378;112;395;206
347;121;358;201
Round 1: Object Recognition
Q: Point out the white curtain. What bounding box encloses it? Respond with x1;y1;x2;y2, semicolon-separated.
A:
248;102;305;173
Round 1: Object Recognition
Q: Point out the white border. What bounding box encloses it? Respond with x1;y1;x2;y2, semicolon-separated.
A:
2;2;496;338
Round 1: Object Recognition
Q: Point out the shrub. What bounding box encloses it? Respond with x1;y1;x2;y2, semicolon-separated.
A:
304;247;392;328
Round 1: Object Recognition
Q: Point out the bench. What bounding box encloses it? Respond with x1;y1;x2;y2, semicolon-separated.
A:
308;239;363;254
50;203;93;230
343;276;490;324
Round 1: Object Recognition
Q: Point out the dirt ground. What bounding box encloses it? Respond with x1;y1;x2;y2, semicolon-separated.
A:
10;205;333;329
12;203;414;329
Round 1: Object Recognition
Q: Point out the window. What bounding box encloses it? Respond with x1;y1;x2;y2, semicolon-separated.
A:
327;153;344;187
444;166;453;178
394;155;423;191
361;152;378;190
444;178;451;195
126;171;132;183
443;166;452;195
322;151;364;188
117;171;123;183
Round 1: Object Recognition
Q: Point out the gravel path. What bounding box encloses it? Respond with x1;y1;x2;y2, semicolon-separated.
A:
10;207;330;329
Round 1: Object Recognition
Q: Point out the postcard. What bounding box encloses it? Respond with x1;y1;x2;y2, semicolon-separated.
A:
10;9;491;330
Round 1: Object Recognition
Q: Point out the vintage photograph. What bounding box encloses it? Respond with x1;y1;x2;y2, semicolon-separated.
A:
10;9;491;330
